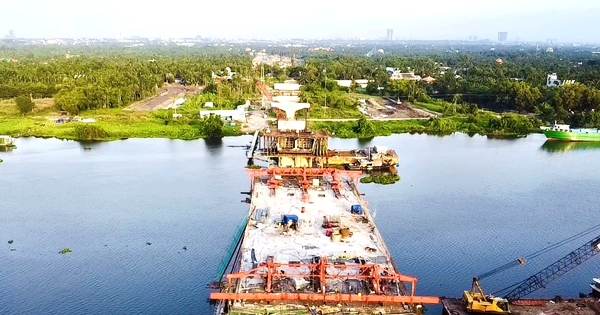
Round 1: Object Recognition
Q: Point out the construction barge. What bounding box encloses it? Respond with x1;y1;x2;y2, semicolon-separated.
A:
246;103;398;171
211;104;438;314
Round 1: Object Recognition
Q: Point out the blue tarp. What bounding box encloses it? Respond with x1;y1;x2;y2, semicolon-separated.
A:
283;214;299;225
350;204;363;215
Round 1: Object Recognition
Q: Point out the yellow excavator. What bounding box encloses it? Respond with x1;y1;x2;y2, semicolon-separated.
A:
463;277;510;314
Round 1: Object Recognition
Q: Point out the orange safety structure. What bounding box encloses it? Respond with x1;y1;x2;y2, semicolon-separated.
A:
257;81;287;120
211;292;439;305
246;167;362;186
210;256;439;305
247;167;362;200
257;81;272;101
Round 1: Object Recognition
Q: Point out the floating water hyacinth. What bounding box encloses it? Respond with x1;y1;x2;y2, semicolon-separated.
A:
59;248;73;254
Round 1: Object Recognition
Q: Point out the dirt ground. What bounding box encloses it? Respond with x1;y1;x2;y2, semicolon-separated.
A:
241;110;271;134
126;84;202;111
365;98;437;119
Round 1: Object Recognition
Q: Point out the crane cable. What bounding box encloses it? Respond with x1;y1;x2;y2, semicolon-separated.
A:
489;222;600;296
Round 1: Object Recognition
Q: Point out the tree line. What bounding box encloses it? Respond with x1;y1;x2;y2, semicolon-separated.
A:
0;47;254;114
278;50;600;127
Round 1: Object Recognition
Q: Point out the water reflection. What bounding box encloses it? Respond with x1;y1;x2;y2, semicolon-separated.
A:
357;137;374;146
77;140;104;151
541;140;600;153
204;138;224;156
0;146;14;152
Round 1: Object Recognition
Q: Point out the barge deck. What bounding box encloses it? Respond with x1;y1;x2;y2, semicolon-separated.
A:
210;167;438;314
211;102;437;314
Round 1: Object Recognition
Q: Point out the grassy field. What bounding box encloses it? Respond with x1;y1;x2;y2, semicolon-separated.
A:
0;99;240;140
412;100;445;113
0;97;537;141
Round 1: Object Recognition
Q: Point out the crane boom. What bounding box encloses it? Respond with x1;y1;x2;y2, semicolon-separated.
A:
503;235;600;300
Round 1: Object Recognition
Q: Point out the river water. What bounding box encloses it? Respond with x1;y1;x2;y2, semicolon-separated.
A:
1;134;599;315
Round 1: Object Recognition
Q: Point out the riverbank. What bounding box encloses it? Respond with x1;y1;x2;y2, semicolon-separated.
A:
0;99;540;141
0;113;540;141
310;112;541;139
0;105;241;141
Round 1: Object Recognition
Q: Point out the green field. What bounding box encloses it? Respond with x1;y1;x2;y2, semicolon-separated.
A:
0;100;240;141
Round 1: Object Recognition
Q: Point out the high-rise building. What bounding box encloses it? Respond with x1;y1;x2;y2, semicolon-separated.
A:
8;29;15;39
386;29;394;41
498;32;508;42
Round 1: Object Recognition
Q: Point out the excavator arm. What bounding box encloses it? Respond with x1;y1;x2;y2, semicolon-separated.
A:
471;277;487;296
503;236;600;300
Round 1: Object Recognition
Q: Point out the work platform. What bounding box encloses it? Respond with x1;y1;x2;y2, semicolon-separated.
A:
442;298;600;315
211;168;438;314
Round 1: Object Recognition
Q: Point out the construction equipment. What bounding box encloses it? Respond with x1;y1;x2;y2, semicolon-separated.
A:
463;277;511;314
462;224;600;314
500;234;600;300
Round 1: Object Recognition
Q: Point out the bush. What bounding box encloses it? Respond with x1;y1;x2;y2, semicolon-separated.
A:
427;117;458;134
201;113;224;138
360;174;400;185
490;113;535;135
15;96;34;114
355;116;375;138
73;124;109;140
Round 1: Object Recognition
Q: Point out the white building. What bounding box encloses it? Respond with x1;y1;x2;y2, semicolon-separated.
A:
199;109;247;121
547;73;575;88
335;79;370;88
386;67;421;81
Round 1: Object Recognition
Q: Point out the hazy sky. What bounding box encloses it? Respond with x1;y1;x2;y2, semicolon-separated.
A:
1;0;599;42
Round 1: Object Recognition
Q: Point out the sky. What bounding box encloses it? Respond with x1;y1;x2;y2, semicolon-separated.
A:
1;0;599;42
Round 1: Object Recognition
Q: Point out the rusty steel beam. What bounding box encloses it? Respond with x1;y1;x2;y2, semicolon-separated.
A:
209;292;440;304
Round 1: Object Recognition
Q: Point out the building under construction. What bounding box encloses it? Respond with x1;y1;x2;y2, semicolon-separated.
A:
210;104;437;314
246;103;398;171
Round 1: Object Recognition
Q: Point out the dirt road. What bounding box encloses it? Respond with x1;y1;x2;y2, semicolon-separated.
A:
126;85;202;111
365;98;437;119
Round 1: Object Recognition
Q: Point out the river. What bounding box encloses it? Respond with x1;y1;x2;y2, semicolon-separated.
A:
1;134;599;314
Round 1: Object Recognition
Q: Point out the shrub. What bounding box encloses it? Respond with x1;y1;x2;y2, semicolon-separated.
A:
15;96;34;114
427;117;458;134
73;124;109;140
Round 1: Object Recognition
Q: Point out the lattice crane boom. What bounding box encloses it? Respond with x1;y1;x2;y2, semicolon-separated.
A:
503;235;600;300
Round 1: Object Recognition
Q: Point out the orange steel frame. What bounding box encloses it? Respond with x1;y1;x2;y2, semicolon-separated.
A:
246;167;362;188
247;167;362;201
257;81;288;120
210;256;439;304
223;167;439;304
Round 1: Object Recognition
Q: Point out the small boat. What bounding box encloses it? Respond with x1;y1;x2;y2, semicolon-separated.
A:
0;135;15;147
543;121;600;142
590;278;600;296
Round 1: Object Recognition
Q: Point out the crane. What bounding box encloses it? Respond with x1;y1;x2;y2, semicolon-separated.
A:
500;235;600;300
256;80;286;120
463;224;600;314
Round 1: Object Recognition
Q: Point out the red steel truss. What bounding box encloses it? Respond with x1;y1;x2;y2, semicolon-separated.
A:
246;167;362;189
210;256;439;305
246;167;362;201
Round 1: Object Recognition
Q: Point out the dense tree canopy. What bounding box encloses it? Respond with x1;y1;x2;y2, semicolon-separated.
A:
0;48;253;113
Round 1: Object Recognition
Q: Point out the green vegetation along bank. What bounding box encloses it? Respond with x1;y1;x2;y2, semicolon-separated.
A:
2;103;540;142
0;101;239;141
310;111;539;139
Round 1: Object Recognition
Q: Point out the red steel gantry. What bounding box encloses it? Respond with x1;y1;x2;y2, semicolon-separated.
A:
210;256;439;305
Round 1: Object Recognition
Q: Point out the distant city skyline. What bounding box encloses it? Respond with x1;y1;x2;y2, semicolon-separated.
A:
1;0;600;42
